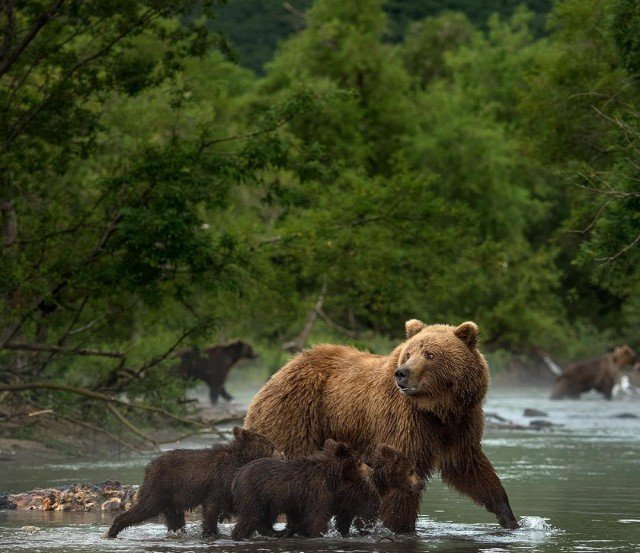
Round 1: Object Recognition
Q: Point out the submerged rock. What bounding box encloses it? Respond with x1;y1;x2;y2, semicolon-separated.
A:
0;481;138;512
612;413;639;419
484;412;527;430
529;419;555;429
524;408;548;417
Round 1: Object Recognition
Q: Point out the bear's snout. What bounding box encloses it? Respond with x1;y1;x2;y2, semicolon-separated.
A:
395;365;415;393
395;366;409;379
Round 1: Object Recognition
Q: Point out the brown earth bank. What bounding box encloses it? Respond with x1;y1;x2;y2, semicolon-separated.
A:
0;397;247;463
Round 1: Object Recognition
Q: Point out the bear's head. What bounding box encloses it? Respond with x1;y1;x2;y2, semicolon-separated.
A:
393;320;489;417
229;340;258;360
611;345;636;367
322;439;374;485
370;444;424;494
231;426;282;462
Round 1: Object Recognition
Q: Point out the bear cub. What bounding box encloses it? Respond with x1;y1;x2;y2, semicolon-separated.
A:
333;444;424;536
231;439;373;540
106;427;279;538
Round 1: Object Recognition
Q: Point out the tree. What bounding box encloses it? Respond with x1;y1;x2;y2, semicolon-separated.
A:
0;0;296;444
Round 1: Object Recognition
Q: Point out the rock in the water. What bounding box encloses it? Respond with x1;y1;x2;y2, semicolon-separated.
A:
612;413;639;419
524;408;548;417
529;419;554;428
485;412;527;430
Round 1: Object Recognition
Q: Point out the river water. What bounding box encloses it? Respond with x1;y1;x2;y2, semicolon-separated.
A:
1;386;639;553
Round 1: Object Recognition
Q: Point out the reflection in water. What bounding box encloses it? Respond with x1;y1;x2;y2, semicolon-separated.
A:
1;387;639;552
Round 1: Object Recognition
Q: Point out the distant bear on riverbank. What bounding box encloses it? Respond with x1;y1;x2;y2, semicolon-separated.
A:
551;345;637;400
105;427;278;538
245;319;519;531
176;341;257;405
231;440;373;539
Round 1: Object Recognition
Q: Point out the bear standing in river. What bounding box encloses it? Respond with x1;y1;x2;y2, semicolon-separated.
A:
245;319;518;531
551;345;637;400
231;439;373;539
105;427;278;538
332;444;424;536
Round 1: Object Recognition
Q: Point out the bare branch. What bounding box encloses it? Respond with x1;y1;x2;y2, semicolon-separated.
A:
19;395;148;452
568;197;614;235
315;306;362;339
0;199;17;246
198;116;293;153
596;231;640;264
2;342;125;358
132;322;209;379
106;403;158;448
282;277;327;353
0;382;209;428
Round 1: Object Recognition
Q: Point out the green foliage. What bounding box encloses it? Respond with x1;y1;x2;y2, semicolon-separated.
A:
211;0;554;72
613;0;640;78
2;0;640;437
401;12;476;87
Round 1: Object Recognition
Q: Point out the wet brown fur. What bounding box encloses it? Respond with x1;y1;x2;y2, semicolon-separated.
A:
106;427;278;538
245;320;518;531
176;341;257;404
551;345;637;400
231;440;371;540
332;444;424;536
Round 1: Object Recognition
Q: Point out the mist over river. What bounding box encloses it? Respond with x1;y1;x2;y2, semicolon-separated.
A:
1;386;639;552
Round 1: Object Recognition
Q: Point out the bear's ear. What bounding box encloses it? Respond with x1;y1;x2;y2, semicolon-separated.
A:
232;426;247;440
377;444;397;460
454;321;478;349
405;319;425;339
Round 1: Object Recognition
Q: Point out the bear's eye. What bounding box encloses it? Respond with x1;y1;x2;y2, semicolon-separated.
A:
425;352;434;360
403;352;410;363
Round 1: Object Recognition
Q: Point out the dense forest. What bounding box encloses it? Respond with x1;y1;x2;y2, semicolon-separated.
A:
212;0;554;70
0;0;639;440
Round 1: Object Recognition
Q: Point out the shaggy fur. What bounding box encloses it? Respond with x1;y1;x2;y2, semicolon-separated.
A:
551;345;637;400
231;440;373;540
332;444;424;536
245;320;518;530
176;341;257;404
106;427;278;538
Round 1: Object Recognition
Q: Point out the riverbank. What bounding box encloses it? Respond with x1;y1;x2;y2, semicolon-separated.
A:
0;386;247;464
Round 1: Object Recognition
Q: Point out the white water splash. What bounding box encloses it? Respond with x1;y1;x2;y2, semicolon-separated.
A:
518;516;552;531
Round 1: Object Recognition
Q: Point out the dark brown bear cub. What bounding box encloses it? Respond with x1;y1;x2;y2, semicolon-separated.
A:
106;427;278;538
231;440;373;540
333;444;425;536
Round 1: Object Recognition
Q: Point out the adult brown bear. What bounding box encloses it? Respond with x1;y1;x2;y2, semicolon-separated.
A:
245;319;518;531
176;341;257;405
550;345;637;400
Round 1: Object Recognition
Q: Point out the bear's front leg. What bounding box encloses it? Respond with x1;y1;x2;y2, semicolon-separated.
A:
334;511;354;537
440;450;518;530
